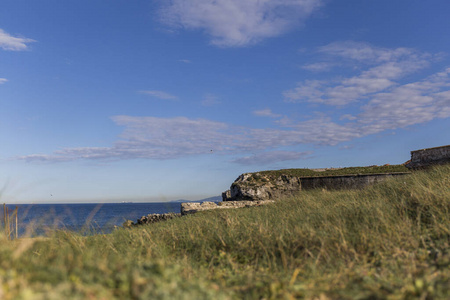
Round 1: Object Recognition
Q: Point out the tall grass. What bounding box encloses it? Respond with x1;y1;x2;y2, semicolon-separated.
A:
2;204;18;240
0;165;449;299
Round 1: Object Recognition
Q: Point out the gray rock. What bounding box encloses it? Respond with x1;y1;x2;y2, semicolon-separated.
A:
223;172;302;201
221;190;231;201
132;212;181;226
181;200;274;215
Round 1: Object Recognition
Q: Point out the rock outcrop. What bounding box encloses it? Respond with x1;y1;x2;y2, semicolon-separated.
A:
129;212;181;226
222;172;302;201
125;201;275;227
181;200;275;215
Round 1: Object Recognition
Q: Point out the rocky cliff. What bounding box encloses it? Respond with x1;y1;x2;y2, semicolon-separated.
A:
222;172;302;201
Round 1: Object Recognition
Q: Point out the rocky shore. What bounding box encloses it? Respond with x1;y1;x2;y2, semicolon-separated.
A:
124;201;275;227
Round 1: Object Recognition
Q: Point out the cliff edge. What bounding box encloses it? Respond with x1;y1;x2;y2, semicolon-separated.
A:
222;172;302;201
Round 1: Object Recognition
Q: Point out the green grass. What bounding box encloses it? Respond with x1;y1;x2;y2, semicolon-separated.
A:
258;164;410;178
1;165;449;299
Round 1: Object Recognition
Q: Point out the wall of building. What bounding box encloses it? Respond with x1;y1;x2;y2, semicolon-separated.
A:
407;145;450;168
299;173;408;191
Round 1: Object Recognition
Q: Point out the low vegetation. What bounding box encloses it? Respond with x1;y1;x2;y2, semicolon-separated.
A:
1;165;449;299
259;164;410;178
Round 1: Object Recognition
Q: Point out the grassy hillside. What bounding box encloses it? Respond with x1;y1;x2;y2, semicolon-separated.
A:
1;165;449;299
259;164;410;178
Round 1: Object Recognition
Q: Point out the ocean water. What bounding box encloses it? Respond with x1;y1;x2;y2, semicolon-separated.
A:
3;202;182;237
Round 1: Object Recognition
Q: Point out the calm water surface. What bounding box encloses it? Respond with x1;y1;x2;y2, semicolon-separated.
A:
5;202;181;236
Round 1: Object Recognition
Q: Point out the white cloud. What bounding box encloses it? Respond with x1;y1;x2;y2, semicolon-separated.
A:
159;0;323;47
318;41;422;63
285;42;433;105
252;108;281;118
17;69;449;164
283;80;324;103
434;90;450;118
358;68;450;134
282;67;450;141
281;41;450;144
16;45;450;165
14;115;334;163
0;78;7;84
16;115;359;164
17;116;231;162
301;62;335;72
282;117;362;145
179;59;192;63
232;151;312;165
138;90;178;100
0;29;35;51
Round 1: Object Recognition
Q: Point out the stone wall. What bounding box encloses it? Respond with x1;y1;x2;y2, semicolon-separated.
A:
299;173;408;190
406;145;450;169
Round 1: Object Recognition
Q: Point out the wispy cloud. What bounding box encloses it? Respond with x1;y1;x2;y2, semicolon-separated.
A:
282;42;450;141
158;0;323;47
301;62;336;72
17;116;234;162
138;90;178;100
0;29;35;51
282;68;450;142
317;41;428;63
178;59;192;64
16;42;450;165
252;108;281;118
16;66;450;165
13;115;358;164
357;68;450;133
0;78;7;84
285;41;433;106
16;115;333;163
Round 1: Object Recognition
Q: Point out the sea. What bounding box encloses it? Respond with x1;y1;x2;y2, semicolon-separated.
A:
3;201;210;237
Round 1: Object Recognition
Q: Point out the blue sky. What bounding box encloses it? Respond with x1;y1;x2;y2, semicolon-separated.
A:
1;0;449;203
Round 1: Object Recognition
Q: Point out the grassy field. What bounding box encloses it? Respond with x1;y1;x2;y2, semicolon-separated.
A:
258;164;410;178
1;165;449;299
